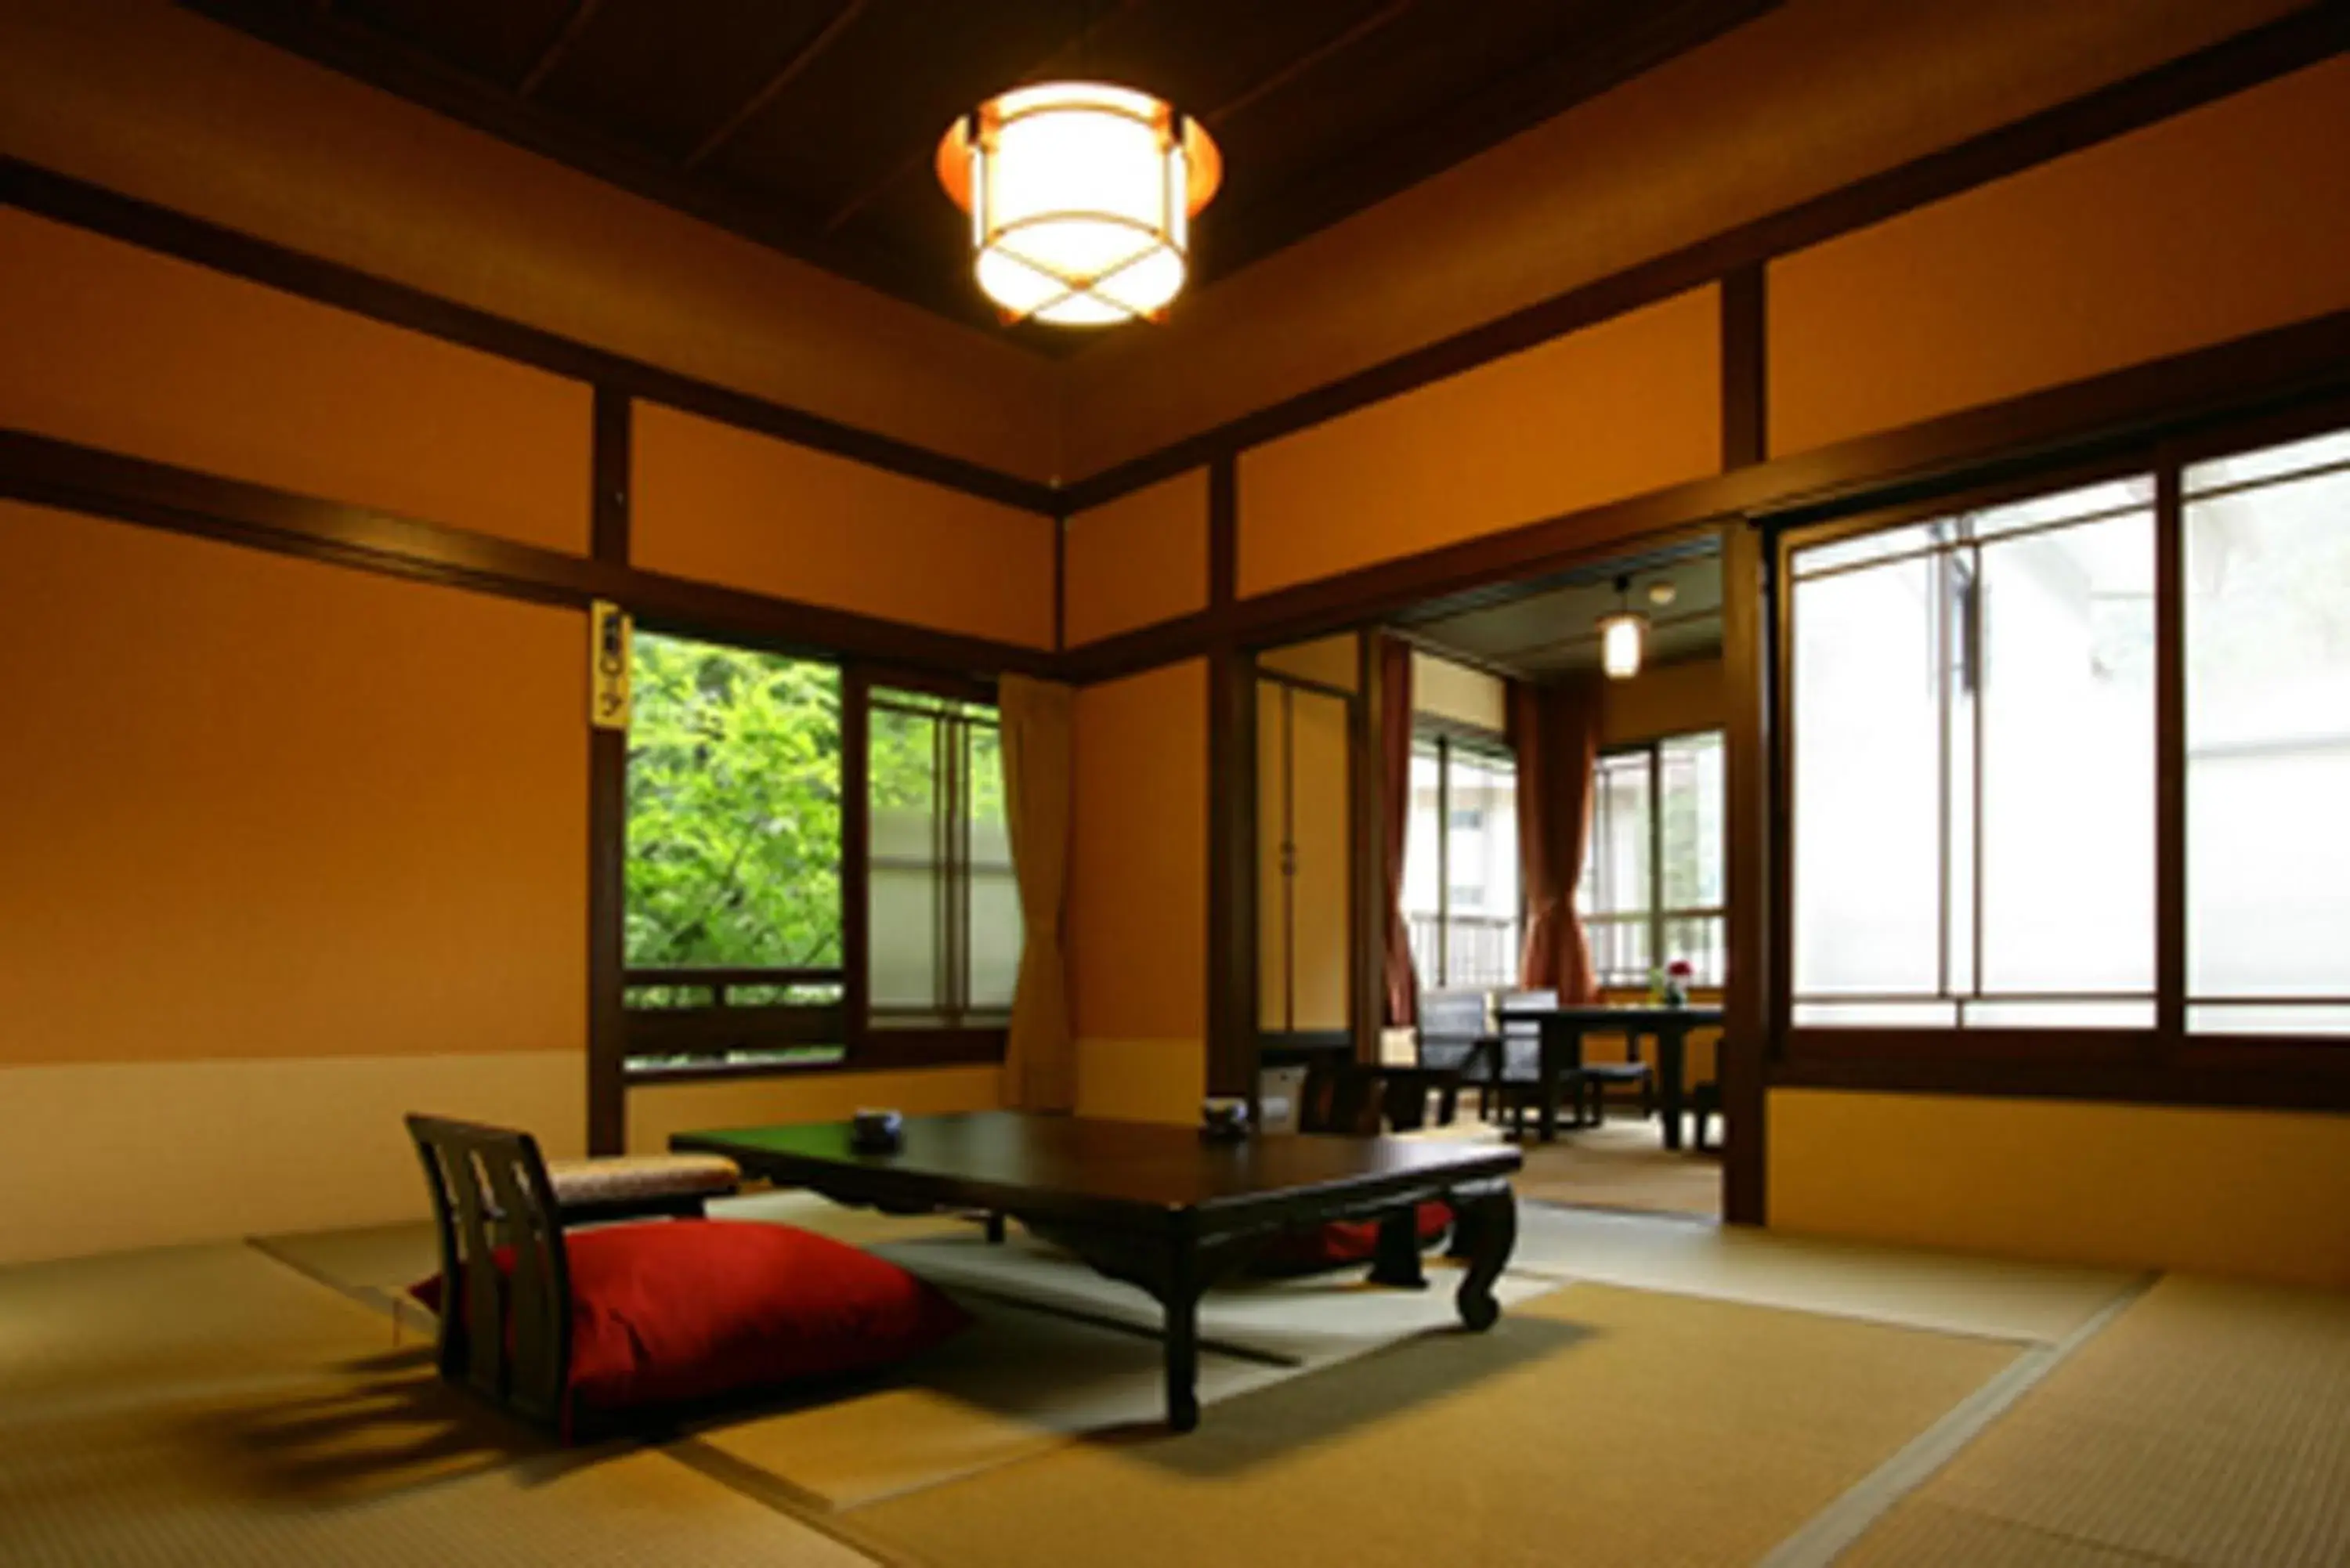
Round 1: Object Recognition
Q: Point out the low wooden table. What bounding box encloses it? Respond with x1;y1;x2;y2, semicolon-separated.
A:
672;1111;1522;1431
1495;1004;1726;1147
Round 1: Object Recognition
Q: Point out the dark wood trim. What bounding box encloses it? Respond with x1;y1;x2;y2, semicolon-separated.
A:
585;389;631;1154
841;663;875;1071
2153;457;2189;1051
1721;265;1766;470
1061;307;2350;687
1719;520;1770;1224
0;157;1059;516
0;427;1058;680
1351;631;1384;1067
1206;643;1260;1104
1208;454;1238;612
1768;1055;2350;1116
1057;3;2350;512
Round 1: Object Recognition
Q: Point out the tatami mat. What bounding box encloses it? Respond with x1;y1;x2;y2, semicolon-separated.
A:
842;1281;2024;1568
1838;1275;2350;1568
0;1243;872;1567
1510;1203;2142;1345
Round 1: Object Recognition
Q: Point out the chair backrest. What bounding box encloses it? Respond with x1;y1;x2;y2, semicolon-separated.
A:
1496;989;1560;1076
405;1115;573;1427
1415;988;1491;1071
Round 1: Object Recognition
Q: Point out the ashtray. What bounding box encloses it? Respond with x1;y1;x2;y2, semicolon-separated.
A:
1198;1097;1249;1144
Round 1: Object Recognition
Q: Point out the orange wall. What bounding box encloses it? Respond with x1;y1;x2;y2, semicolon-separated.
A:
1258;680;1351;1034
0;502;585;1068
0;0;1059;483
1770;1089;2350;1290
0;501;586;1262
1065;469;1209;647
1059;0;2298;479
1770;54;2350;457
1070;660;1208;1121
0;208;591;554
1236;288;1721;598
632;403;1056;649
1600;656;1724;748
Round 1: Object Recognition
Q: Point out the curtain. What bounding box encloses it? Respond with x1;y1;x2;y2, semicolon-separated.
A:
1515;674;1603;1002
998;674;1076;1111
1380;637;1419;1026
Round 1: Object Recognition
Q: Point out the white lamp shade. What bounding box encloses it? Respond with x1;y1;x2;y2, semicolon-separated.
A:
939;81;1219;326
1600;612;1646;679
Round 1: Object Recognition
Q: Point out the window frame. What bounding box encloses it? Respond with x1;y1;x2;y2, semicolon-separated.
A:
1766;396;2350;1094
1405;717;1521;992
618;640;1009;1086
1582;729;1729;992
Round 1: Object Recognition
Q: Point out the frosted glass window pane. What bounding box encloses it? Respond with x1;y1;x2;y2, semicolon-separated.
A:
1976;512;2156;992
1793;1000;1958;1027
1404;748;1441;918
2186;461;2350;1005
1590;752;1650;917
1967;476;2155;539
2189;1004;2350;1035
1793;556;1941;994
1960;1000;2154;1028
870;863;941;1008
2186;430;2350;497
1448;752;1519;920
1660;732;1724;910
1793;522;1941;578
968;872;1022;1010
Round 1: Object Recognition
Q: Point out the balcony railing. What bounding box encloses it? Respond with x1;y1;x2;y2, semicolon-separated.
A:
1407;912;1520;991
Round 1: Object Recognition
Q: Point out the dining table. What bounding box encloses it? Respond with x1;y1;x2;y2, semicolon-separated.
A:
1492;1003;1726;1147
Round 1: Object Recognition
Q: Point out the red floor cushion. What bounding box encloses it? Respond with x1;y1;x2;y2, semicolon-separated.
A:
1251;1200;1453;1274
410;1219;970;1416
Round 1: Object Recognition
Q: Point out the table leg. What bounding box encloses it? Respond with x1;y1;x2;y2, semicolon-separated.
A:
1452;1180;1517;1332
1659;1024;1686;1151
1368;1207;1429;1289
1163;1241;1200;1433
1538;1018;1563;1142
985;1211;1007;1245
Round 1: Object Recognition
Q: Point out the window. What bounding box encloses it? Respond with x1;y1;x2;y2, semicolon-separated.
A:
621;634;1019;1075
1790;477;2159;1028
1404;733;1520;988
1580;732;1726;988
868;686;1020;1030
623;632;847;1072
2186;430;2350;1036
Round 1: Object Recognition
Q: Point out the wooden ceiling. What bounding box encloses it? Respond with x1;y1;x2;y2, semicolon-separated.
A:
1402;543;1723;679
189;0;1774;346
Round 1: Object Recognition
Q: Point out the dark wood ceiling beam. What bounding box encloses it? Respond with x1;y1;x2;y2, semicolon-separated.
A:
819;0;1150;237
682;0;872;172
519;0;602;97
1205;0;1415;125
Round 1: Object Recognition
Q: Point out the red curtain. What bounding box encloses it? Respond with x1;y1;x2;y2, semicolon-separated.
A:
1380;637;1418;1027
1514;675;1603;1003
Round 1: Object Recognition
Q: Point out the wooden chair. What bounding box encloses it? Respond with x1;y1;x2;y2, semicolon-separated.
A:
406;1115;575;1430
1415;989;1502;1119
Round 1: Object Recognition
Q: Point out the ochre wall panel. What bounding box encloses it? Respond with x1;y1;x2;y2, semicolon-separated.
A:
0;1052;581;1263
1287;687;1353;1034
0;0;1060;481
626;1068;1003;1155
1060;0;2298;479
1769;1089;2350;1290
0;208;591;553
1600;656;1725;747
1065;468;1209;647
0;502;586;1068
1413;651;1506;735
1770;56;2350;458
1260;634;1360;692
1238;289;1721;598
633;403;1055;649
1071;661;1208;1117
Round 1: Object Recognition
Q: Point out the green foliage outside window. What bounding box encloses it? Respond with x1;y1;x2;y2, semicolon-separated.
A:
625;634;844;970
